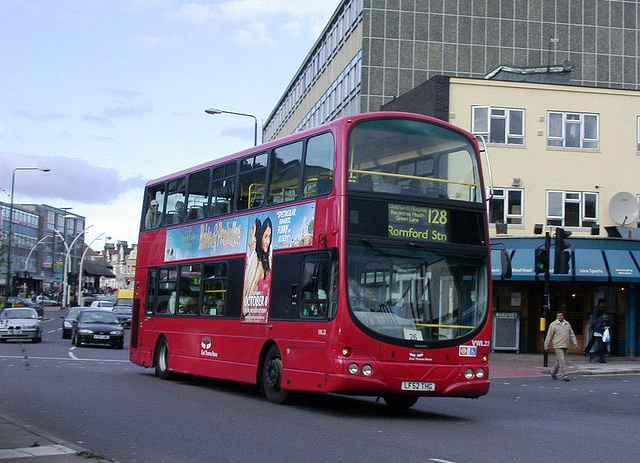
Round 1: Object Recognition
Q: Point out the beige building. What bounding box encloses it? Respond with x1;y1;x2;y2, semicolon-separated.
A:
448;77;640;238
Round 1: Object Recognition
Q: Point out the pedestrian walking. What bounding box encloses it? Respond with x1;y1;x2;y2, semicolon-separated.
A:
588;310;607;363
602;320;611;356
583;298;607;355
544;311;578;381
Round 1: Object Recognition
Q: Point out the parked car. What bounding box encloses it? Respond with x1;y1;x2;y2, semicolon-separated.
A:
111;306;132;328
6;297;37;308
35;295;58;307
61;307;83;339
90;300;114;309
0;307;42;343
71;309;124;349
6;297;43;317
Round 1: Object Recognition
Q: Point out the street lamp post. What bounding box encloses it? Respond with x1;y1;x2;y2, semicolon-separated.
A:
205;108;258;146
77;232;105;307
53;225;92;309
24;234;53;272
4;167;50;298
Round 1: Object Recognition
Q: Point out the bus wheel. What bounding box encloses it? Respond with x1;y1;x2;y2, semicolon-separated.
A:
155;338;172;380
383;394;419;410
262;345;290;404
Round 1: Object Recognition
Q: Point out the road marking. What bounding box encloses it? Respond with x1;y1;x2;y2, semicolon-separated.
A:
428;459;457;463
0;355;128;363
0;444;76;459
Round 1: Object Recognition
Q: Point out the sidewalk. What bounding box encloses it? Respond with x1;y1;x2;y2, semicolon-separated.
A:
1;354;638;462
0;412;113;462
490;352;640;378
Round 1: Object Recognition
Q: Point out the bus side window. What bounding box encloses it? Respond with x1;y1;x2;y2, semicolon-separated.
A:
303;132;335;198
237;154;266;211
143;186;165;230
186;169;210;222
210;163;236;217
268;141;302;204
165;177;186;225
300;253;331;319
146;269;157;315
202;262;227;316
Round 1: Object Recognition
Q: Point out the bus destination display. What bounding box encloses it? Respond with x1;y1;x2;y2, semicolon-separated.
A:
388;203;449;242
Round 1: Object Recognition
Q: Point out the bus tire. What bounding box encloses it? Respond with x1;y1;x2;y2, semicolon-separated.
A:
383;394;419;410
155;338;172;380
262;345;290;404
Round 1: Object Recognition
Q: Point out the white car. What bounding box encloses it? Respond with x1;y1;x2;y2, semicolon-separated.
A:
0;308;43;343
90;300;114;308
36;295;58;307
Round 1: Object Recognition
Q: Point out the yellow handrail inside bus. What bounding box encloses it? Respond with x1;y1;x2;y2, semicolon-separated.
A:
415;323;476;330
349;169;478;188
248;183;265;207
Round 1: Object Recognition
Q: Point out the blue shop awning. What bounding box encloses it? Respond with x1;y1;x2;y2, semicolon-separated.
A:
604;250;640;282
491;249;503;280
509;248;536;280
574;249;608;281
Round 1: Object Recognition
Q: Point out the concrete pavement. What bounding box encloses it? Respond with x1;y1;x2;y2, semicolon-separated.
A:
0;412;113;462
1;352;638;462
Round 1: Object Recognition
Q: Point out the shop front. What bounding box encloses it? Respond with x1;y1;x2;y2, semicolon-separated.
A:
491;238;640;356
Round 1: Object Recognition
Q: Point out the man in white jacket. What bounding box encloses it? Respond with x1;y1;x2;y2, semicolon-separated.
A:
544;311;578;381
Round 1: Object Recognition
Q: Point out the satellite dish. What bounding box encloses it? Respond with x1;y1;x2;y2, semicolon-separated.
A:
609;192;638;225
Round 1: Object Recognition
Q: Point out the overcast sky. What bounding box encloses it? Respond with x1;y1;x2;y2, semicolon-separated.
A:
0;0;340;246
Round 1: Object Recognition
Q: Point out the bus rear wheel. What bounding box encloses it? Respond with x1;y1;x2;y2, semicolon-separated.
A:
155;338;172;380
262;345;290;404
383;394;419;410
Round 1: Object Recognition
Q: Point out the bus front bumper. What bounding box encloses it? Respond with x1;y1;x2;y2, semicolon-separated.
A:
326;359;490;398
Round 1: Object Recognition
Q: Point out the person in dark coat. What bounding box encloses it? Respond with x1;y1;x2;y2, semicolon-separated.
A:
588;310;607;363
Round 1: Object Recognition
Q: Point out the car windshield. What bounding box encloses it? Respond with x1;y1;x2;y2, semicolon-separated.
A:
113;307;132;314
80;312;119;324
347;243;489;344
2;309;37;319
66;310;81;319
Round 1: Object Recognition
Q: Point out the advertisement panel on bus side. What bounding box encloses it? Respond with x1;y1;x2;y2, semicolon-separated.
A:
164;202;316;323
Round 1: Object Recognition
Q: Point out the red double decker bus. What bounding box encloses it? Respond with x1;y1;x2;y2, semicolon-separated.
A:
130;112;492;409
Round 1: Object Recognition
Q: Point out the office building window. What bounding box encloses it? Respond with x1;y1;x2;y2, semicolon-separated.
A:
472;106;524;145
547;191;598;227
548;112;599;149
488;188;523;224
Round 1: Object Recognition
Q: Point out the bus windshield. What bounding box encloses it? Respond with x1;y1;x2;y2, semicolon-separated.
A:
348;118;482;202
347;243;489;344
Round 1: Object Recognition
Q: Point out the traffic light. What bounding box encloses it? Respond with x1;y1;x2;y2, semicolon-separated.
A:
554;227;572;274
535;248;549;274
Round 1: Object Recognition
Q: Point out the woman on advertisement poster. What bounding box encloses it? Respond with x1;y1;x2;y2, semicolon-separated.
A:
242;217;273;322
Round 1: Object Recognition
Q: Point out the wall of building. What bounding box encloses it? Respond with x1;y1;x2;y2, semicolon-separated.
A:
266;0;640;141
448;78;640;238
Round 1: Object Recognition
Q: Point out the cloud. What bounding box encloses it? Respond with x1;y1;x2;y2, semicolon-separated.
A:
12;109;66;121
175;0;337;43
82;102;154;125
0;152;147;205
175;2;217;23
233;22;276;48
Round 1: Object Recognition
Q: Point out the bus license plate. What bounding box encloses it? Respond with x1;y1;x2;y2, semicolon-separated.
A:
401;381;435;391
94;335;110;340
